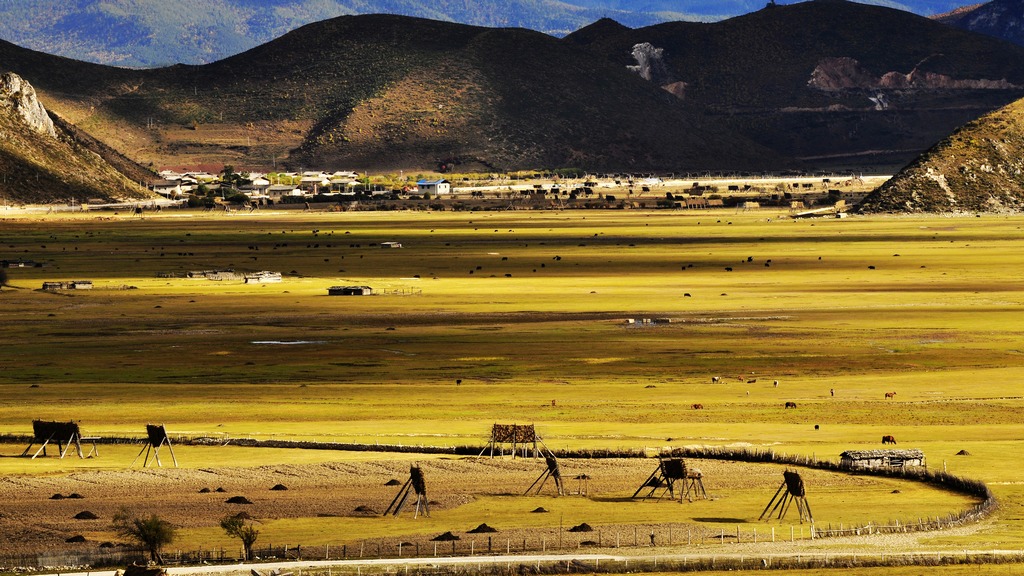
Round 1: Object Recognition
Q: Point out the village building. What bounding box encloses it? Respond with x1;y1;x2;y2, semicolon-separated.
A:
417;179;451;196
150;179;184;197
2;259;42;268
42;280;93;291
328;285;374;296
840;449;926;470
244;271;282;284
266;185;304;201
299;174;331;194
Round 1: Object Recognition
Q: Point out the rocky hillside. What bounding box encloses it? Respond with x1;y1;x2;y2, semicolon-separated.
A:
0;72;154;205
933;0;1024;47
567;1;1024;170
860;96;1024;212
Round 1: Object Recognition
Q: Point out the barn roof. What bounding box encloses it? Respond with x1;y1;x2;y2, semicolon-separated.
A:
841;449;924;459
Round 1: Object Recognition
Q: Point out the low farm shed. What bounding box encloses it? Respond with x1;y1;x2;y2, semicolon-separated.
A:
328;285;373;296
42;280;93;291
840;449;925;470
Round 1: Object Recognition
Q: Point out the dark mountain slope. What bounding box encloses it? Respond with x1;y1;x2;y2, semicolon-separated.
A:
860;96;1024;212
566;1;1024;170
933;0;1024;47
2;15;780;172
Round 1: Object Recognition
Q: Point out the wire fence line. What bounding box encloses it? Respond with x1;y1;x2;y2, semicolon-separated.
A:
13;550;1024;576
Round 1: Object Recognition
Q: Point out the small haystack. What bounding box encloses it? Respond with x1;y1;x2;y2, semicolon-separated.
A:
531;507;549;513
431;531;460;541
225;496;253;504
65;535;87;543
270;484;288;491
468;523;498;533
50;494;64;500
568;523;593;532
956;449;971;456
74;511;98;520
385;479;402;486
199;487;212;493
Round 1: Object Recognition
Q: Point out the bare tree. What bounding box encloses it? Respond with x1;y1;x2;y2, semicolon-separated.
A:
112;508;176;564
221;515;260;561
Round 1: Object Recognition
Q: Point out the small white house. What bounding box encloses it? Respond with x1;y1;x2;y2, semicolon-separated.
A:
417;179;451;196
266;185;304;200
150;179;184;197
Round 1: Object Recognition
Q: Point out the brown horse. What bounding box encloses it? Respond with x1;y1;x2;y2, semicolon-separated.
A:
691;403;704;410
882;435;897;444
785;401;797;409
884;391;897;399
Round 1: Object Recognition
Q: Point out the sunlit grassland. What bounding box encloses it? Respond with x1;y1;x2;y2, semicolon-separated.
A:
1;209;1022;554
183;475;976;551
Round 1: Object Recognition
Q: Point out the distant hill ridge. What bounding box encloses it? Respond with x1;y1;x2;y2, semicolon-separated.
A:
0;0;981;68
932;0;1024;47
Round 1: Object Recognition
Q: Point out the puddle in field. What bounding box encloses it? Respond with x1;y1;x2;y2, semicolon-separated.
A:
251;340;326;345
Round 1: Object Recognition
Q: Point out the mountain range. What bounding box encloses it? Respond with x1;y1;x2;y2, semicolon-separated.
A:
0;0;979;68
4;0;1024;209
4;1;1024;176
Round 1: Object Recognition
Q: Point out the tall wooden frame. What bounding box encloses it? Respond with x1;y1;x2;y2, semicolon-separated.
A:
384;464;430;518
525;452;564;496
131;424;178;468
633;456;707;502
481;423;540;458
22;420;90;459
759;470;813;523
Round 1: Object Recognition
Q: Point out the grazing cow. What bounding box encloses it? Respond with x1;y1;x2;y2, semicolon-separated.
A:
691;403;704;410
748;378;757;384
785;401;797;409
711;376;721;383
884;391;896;399
882;435;897;445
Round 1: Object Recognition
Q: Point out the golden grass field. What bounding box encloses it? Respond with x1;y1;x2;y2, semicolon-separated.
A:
0;208;1022;572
